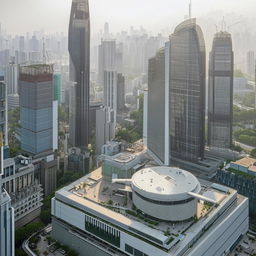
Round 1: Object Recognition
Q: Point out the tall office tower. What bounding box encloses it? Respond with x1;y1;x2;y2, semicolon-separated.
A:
0;75;8;146
246;51;255;77
208;32;233;149
19;65;54;155
19;36;25;53
69;0;90;150
95;106;115;155
148;48;166;164
98;40;117;91
117;73;125;112
100;40;117;112
96;40;117;153
169;19;205;162
6;58;18;95
53;73;62;104
29;35;40;52
147;19;206;165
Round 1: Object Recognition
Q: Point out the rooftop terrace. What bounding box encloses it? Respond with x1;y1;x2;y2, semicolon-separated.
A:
55;167;245;254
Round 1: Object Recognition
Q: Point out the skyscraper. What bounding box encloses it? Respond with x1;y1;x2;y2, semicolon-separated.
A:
246;51;255;77
169;19;206;162
148;48;166;164
19;65;54;155
147;19;206;164
96;40;117;154
69;0;90;150
0;75;8;146
208;31;233;149
117;73;125;112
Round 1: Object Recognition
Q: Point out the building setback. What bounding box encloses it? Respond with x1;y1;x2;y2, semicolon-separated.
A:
208;31;233;149
69;0;90;150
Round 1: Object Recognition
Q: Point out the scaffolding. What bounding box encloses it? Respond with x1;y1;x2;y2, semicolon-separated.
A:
19;64;54;83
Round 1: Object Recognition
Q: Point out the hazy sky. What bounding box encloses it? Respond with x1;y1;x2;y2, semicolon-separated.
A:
0;0;255;35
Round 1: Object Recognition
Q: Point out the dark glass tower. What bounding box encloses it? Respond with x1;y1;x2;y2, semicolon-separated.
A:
169;19;206;162
147;48;166;163
208;32;233;148
69;0;90;149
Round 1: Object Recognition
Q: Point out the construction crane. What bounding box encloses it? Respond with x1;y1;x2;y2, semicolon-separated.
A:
227;21;243;31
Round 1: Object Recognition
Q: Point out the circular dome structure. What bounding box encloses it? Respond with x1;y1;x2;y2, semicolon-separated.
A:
131;166;201;222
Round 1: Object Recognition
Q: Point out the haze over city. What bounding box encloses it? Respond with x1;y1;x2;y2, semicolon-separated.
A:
1;0;256;35
1;0;256;255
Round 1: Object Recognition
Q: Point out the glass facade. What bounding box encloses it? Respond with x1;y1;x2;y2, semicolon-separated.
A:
19;66;53;155
53;73;62;103
208;32;233;148
69;0;90;149
147;49;166;163
216;170;256;215
169;19;206;162
85;214;120;247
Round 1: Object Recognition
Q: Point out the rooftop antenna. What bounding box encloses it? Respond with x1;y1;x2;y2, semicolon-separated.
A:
215;24;218;33
189;0;192;19
221;16;225;31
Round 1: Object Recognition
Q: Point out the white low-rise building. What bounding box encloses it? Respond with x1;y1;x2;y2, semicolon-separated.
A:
51;166;249;256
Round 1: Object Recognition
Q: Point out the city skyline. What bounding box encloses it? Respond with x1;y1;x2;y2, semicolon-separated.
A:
1;0;256;35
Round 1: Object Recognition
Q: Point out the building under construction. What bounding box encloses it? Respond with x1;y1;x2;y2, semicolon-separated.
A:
19;64;54;155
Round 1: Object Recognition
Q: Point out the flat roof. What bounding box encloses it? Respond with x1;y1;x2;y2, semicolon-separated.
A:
232;157;256;172
132;167;200;197
54;167;247;255
112;153;136;163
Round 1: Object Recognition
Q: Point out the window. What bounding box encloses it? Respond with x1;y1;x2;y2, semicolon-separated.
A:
134;249;143;256
125;244;133;254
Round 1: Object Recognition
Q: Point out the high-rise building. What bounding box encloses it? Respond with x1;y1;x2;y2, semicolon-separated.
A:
208;32;233;149
6;58;18;95
147;19;206;165
117;73;125;112
246;50;255;77
69;0;90;150
53;73;62;104
19;64;54;155
96;40;117;154
169;19;205;162
96;106;115;155
148;48;166;164
0;75;8;146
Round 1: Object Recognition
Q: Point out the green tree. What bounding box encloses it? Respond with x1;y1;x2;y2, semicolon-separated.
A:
251;148;256;158
15;221;44;247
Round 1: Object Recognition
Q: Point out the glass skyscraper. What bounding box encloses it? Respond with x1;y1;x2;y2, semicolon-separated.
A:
147;19;206;164
148;49;166;163
208;32;233;149
69;0;90;150
169;19;206;162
